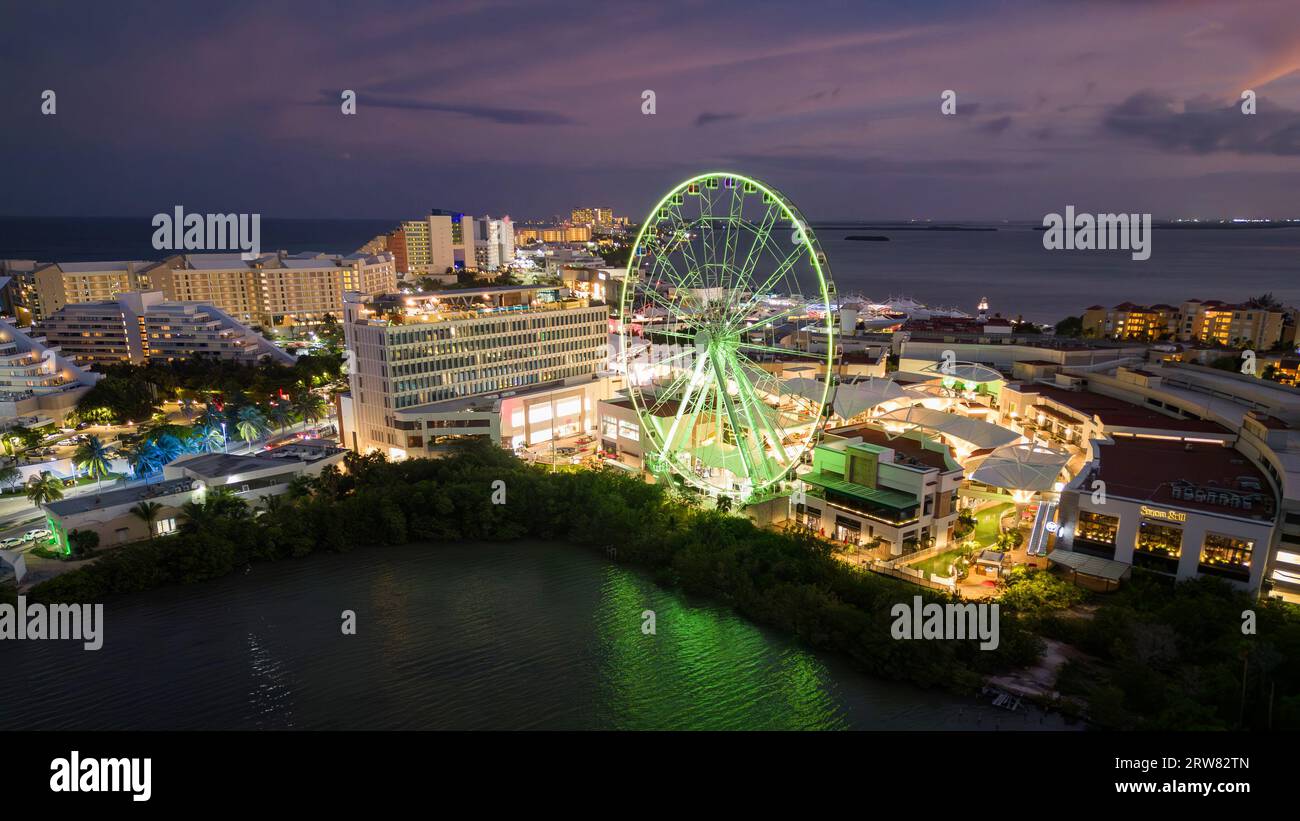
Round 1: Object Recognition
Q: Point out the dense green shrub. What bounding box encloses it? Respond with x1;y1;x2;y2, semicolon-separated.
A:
29;441;1300;727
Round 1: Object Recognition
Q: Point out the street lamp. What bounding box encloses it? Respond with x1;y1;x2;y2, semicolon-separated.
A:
221;421;228;453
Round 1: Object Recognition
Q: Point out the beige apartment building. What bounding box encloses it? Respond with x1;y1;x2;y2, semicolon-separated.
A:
341;285;609;457
1083;298;1286;350
515;226;592;244
33;261;153;319
143;251;395;333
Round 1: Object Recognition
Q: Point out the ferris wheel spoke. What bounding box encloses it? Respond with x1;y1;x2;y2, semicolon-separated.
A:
708;350;759;484
630;343;695;383
721;184;745;277
659;353;711;453
721;202;782;321
666;201;706;291
725;242;808;332
699;188;719;279
727;356;793;470
631;280;697;323
735;339;819;361
737;304;804;335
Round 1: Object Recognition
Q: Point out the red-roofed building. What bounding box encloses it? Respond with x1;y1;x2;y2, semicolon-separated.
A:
1057;436;1276;590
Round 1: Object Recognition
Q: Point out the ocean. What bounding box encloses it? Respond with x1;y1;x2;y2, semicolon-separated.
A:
2;216;1297;323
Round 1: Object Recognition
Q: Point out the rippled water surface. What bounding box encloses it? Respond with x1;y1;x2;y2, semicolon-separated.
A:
1;542;1071;730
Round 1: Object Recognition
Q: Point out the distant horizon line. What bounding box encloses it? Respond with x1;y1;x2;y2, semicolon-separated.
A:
3;214;1300;226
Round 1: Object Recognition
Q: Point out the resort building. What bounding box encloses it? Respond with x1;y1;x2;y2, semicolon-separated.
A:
340;285;610;457
35;290;293;366
1;259;42;325
793;424;964;555
1081;299;1286;350
570;208;614;227
32;260;153;319
515;226;593;244
0;319;100;429
1081;302;1177;341
394;214;456;275
142;251;396;333
40;445;346;553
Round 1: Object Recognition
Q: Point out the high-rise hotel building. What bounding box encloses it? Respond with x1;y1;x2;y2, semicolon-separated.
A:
340;285;610;458
395;215;455;275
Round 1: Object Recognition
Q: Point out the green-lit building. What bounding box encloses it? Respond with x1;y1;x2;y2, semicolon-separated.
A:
793;424;964;555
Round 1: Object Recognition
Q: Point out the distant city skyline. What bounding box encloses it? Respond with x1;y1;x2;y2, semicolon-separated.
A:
2;1;1299;221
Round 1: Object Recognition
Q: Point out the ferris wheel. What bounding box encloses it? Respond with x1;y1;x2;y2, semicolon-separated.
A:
619;172;838;500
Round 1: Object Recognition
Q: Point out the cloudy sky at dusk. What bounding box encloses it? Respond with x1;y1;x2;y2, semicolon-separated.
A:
2;0;1299;221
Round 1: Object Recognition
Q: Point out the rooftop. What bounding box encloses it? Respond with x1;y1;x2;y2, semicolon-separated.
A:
1022;384;1229;434
800;469;918;509
1091;437;1274;520
45;477;198;517
826;424;958;472
169;452;304;479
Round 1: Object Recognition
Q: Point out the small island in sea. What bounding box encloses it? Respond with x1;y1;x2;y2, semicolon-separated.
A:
844;234;890;242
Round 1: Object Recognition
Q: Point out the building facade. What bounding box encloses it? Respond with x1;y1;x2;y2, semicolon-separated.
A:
341;286;609;457
35;290;293;366
0;320;100;429
33;261;153;319
1081;299;1285;350
794;425;964;555
41;446;345;552
143;251;395;333
1056;436;1275;592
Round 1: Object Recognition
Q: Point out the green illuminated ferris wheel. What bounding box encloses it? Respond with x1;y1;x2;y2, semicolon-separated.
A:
619;172;838;499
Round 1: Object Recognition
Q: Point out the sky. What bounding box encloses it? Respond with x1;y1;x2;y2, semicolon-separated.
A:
2;0;1299;222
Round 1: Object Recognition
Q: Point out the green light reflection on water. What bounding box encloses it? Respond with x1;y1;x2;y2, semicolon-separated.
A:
592;564;850;730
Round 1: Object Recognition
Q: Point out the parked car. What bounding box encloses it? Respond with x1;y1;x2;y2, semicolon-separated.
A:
0;537;23;549
24;528;52;543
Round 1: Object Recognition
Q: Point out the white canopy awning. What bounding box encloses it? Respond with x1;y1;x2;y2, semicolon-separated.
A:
874;405;1021;450
969;442;1071;491
833;378;908;419
918;361;1004;384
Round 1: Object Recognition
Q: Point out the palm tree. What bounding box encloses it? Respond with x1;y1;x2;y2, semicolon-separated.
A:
235;405;270;450
129;501;163;539
123;440;164;481
179;395;197;422
293;390;326;426
73;434;115;490
178;499;210;534
195;404;226;434
26;473;64;506
193;424;226;453
0;463;20;493
258;493;289;515
152;432;186;464
180;488;248;533
268;401;293;432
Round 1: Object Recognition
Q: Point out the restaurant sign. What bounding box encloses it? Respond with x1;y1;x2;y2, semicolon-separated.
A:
1140;505;1188;523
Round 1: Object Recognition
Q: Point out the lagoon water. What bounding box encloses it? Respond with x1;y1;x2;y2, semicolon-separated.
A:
0;541;1072;730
